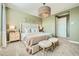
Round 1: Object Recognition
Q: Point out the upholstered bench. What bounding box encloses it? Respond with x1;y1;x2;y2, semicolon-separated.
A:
26;44;40;54
49;38;59;49
38;40;52;54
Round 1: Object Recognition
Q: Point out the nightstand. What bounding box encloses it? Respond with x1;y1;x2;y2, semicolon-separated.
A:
7;25;20;42
9;31;20;42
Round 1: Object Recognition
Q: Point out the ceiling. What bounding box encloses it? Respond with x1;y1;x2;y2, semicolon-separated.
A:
6;3;79;17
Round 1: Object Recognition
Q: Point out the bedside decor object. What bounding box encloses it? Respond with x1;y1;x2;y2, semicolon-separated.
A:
38;25;44;32
39;3;51;18
9;25;16;31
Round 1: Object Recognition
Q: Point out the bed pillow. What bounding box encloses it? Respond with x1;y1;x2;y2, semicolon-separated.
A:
31;28;38;33
31;25;39;33
25;27;31;33
21;23;31;33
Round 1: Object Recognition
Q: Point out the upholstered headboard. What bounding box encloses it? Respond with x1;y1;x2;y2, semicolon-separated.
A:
20;23;39;33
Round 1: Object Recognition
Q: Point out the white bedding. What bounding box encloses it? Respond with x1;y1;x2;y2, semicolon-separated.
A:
20;23;52;42
21;32;52;46
21;32;52;41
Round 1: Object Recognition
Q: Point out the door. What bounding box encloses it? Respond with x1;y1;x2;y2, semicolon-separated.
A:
56;17;67;37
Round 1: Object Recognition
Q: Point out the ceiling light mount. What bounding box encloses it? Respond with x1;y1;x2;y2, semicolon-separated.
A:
43;3;46;6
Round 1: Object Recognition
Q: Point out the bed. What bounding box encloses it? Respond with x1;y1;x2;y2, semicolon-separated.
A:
20;23;52;54
20;23;52;46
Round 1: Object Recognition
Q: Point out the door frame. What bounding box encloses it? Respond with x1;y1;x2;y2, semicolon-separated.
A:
55;14;70;38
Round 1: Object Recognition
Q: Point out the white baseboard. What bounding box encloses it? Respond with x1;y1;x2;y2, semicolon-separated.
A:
69;40;79;44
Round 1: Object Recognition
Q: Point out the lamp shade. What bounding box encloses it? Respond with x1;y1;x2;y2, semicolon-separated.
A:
9;25;16;31
39;5;51;18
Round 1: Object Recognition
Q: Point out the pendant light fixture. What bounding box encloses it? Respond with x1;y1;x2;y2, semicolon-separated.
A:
39;3;51;18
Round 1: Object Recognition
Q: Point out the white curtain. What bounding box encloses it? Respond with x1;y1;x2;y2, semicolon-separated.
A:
0;3;1;46
2;3;7;47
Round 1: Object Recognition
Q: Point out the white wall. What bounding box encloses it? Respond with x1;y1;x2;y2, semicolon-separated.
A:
70;6;79;42
42;15;55;36
42;6;79;42
6;8;42;30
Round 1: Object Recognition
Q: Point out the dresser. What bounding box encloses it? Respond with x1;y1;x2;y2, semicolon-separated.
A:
9;31;20;42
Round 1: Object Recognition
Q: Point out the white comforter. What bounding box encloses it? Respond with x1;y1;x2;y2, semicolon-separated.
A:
21;32;52;41
21;32;52;46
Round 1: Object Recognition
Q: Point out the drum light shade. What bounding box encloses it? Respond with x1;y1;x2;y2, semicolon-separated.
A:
39;3;51;18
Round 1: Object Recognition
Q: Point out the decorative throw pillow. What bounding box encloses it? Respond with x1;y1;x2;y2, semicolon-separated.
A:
25;27;31;33
31;27;39;33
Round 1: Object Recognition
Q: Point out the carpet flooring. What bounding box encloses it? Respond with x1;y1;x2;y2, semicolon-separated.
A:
0;38;79;56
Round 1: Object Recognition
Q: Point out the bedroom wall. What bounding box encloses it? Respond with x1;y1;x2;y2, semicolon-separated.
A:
42;15;55;36
6;7;42;30
42;6;79;42
70;6;79;42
